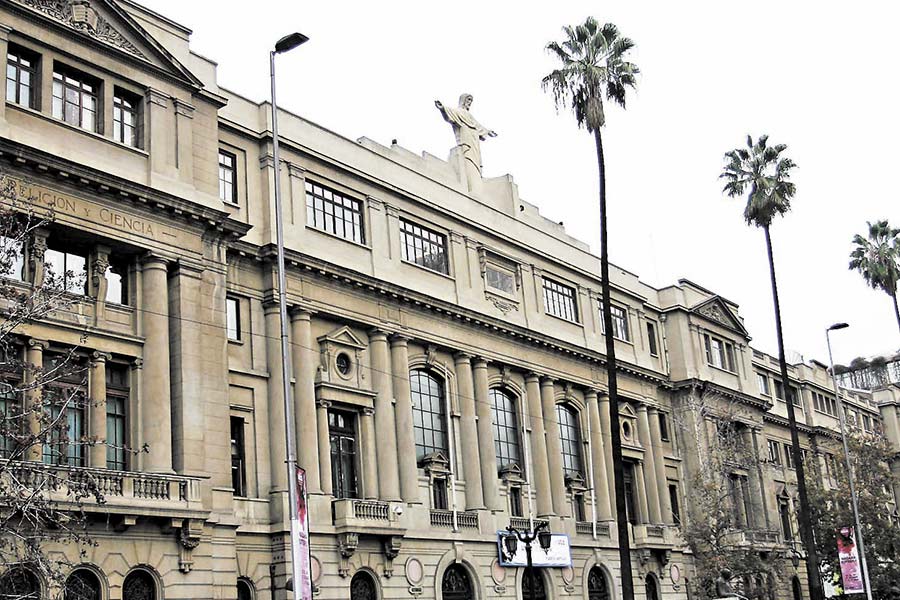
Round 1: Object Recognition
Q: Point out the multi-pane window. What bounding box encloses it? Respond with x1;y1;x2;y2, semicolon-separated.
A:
757;373;771;396
410;369;447;461
113;90;140;147
44;247;87;294
1;236;24;281
400;218;448;274
7;47;36;109
646;321;659;356
543;278;578;322
105;260;128;305
485;264;516;295
599;303;629;341
703;333;736;372
42;355;86;467
218;150;237;204
623;461;638;525
556;403;583;477
230;415;247;497
305;181;365;244
226;297;240;341
774;381;801;406
573;493;586;522
52;68;98;131
778;494;793;540
785;445;795;469
812;391;837;416
0;376;18;458
768;439;782;466
727;473;751;527
432;477;449;510
509;486;523;517
106;364;128;470
490;389;520;471
668;483;681;525
658;412;670;442
329;409;358;499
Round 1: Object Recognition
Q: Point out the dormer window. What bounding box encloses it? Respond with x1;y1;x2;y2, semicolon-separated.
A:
52;67;99;132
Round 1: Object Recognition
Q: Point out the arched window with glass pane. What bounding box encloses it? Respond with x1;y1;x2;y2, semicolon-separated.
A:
123;569;156;600
0;568;41;599
410;370;447;461
490;389;521;471
587;566;610;600
556;403;583;477
65;569;102;600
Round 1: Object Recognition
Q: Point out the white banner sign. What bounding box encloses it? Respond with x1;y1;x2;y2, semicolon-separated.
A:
497;533;572;568
295;468;314;600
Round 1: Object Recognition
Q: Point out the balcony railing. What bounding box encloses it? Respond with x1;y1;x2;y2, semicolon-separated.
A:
508;517;549;531
430;509;479;530
576;521;611;537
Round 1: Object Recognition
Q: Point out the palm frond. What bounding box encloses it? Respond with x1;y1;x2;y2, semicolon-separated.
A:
720;134;797;228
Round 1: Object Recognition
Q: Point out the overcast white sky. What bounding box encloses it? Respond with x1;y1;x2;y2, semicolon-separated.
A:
138;0;899;367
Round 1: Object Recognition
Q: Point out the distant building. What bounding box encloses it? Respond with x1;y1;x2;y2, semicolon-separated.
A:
0;1;895;599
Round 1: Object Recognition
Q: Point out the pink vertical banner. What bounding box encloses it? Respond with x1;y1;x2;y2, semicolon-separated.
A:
296;467;314;600
836;526;864;594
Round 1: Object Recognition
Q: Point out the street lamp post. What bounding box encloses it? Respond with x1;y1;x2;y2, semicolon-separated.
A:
270;31;310;598
503;523;552;600
825;322;873;600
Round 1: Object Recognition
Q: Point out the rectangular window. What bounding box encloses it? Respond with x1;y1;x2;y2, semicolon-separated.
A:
0;376;19;458
646;321;659;356
509;486;522;517
768;439;782;465
7;46;37;109
485;264;516;295
573;493;586;522
785;446;795;469
226;297;240;341
304;181;365;244
703;333;736;372
790;386;801;407
778;497;793;541
1;236;25;281
52;68;98;132
623;462;637;525
600;303;629;341
400;218;448;274
218;150;237;204
230;415;247;497
44;247;87;294
669;483;681;525
432;477;449;510
42;355;86;467
106;364;128;471
658;412;670;442
543;278;578;322
104;259;128;305
329;409;358;499
113;90;141;147
757;373;770;396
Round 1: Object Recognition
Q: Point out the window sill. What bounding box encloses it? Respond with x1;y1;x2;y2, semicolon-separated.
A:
401;258;454;281
545;311;582;328
600;332;633;346
8;103;149;157
222;200;241;209
706;363;738;376
228;337;244;346
306;224;370;250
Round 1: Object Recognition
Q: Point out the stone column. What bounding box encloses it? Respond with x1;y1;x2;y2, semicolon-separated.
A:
598;393;616;515
370;330;399;501
391;336;419;503
454;353;484;510
586;390;612;521
541;377;569;518
290;310;321;493
525;374;554;517
647;406;672;523
24;339;47;461
88;352;110;469
316;400;333;496
635;461;650;524
360;407;378;500
473;358;500;511
141;256;173;473
263;302;288;491
636;404;662;523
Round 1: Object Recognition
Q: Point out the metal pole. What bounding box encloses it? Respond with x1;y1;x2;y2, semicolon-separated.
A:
826;328;873;600
270;49;304;597
526;539;536;600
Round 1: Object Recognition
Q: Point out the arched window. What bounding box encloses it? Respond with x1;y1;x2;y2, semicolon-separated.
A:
645;574;660;600
791;576;803;600
65;569;102;600
123;569;157;600
441;564;473;600
490;388;520;470
350;570;377;600
556;404;583;477
522;570;547;600
587;567;610;600
237;578;255;600
410;370;447;461
0;568;40;599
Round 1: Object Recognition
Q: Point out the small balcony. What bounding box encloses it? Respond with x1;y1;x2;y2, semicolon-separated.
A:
631;523;675;548
722;528;782;549
332;498;406;535
430;509;479;530
576;521;612;538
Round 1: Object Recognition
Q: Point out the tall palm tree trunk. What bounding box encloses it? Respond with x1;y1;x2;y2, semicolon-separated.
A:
892;290;900;335
764;225;824;600
594;129;635;600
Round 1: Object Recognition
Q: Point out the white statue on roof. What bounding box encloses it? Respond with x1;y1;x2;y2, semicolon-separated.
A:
435;93;497;192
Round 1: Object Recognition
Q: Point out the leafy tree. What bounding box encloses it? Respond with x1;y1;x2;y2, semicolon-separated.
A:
721;135;824;600
849;220;900;333
542;17;639;599
806;431;900;599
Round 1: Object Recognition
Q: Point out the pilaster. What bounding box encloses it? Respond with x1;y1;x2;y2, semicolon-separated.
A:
453;352;484;510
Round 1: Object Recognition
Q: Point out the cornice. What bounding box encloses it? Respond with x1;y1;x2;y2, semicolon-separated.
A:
670;378;772;411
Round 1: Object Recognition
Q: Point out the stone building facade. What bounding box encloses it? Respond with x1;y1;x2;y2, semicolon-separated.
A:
0;1;895;600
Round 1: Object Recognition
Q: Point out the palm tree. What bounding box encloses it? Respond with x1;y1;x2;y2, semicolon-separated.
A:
721;135;824;600
542;18;639;600
849;219;900;333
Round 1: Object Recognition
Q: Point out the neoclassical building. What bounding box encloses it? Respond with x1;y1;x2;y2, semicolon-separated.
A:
0;1;895;600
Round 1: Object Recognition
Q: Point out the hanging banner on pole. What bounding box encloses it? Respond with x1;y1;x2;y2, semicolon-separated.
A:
296;467;314;600
836;526;864;594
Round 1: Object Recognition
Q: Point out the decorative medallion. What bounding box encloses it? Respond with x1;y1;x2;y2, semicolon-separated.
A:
490;559;506;584
669;563;681;584
561;565;575;584
15;0;148;59
311;556;322;583
405;557;424;586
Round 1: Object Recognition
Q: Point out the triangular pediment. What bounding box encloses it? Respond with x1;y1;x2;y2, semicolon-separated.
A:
10;0;201;86
690;296;749;338
318;326;367;350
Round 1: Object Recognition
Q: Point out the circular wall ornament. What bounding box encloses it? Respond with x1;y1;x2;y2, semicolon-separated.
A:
405;557;424;585
669;563;681;584
310;556;322;583
336;352;352;377
561;566;575;584
490;559;507;584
